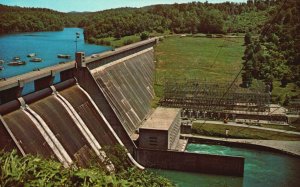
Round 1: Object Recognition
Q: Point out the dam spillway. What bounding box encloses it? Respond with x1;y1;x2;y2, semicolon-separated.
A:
0;82;124;168
29;94;94;165
59;85;118;146
2;109;56;158
0;38;245;176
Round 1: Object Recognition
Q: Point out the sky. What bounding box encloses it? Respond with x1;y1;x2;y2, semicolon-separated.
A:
0;0;247;12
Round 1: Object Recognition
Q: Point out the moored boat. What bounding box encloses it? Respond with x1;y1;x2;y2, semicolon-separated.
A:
8;60;26;66
13;56;20;60
0;66;4;70
57;54;71;59
0;60;4;64
27;53;36;57
91;54;99;58
30;57;42;62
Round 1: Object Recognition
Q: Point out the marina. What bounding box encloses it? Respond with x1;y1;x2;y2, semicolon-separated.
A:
0;28;112;79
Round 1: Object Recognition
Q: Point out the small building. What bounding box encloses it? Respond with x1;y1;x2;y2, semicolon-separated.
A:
139;107;181;150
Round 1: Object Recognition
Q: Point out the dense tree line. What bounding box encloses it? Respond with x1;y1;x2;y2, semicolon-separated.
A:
81;1;275;42
0;1;274;38
0;5;77;34
79;8;167;40
241;0;300;90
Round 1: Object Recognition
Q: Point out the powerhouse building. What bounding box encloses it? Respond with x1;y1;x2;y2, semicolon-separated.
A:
139;107;181;150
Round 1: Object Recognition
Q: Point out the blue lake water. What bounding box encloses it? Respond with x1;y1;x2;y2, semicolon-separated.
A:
152;143;300;187
0;28;111;94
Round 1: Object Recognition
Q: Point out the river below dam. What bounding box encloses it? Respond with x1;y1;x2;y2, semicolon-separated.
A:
152;143;300;187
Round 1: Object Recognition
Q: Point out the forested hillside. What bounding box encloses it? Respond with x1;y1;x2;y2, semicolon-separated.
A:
1;1;297;94
0;1;274;37
81;1;275;43
241;0;300;100
0;5;78;34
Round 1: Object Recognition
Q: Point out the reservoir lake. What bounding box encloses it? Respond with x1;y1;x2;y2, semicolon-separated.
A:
0;28;111;94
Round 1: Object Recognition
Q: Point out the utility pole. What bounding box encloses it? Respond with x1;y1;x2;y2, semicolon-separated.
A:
75;32;80;52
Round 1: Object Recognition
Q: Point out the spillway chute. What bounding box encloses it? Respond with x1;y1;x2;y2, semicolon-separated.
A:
18;97;73;167
76;85;144;170
22;106;73;168
29;95;93;166
2;109;56;159
0;115;26;156
52;89;115;172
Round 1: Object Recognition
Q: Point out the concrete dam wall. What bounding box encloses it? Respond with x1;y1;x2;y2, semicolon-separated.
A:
90;47;155;135
0;82;120;169
0;39;244;176
2;109;57;159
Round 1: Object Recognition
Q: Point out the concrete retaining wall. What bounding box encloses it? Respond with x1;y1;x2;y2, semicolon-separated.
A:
186;136;300;158
136;148;244;177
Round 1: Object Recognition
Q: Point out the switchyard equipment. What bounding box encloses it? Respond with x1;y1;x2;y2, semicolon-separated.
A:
288;99;300;114
160;79;271;118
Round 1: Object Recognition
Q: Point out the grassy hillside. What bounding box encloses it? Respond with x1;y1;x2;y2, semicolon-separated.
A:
153;36;245;102
153;34;300;107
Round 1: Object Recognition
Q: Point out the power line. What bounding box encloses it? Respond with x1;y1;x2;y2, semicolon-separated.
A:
210;39;226;68
261;0;288;36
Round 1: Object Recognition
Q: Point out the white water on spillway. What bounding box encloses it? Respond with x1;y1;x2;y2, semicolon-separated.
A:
90;48;155;135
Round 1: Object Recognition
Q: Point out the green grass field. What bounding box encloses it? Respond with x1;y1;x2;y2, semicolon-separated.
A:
155;36;244;82
153;36;245;102
192;122;300;141
153;35;300;106
271;81;300;104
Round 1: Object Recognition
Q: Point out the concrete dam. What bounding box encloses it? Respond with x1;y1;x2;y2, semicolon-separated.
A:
1;83;117;169
0;38;244;176
91;47;155;135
